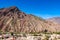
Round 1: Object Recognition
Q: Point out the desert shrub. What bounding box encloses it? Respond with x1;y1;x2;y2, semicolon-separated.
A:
53;32;60;34
10;32;14;36
33;33;38;36
23;33;26;37
29;32;41;36
0;30;3;35
45;35;50;40
42;29;48;34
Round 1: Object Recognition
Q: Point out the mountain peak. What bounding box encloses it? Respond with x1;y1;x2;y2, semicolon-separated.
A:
9;6;17;9
0;6;22;16
0;6;20;13
7;6;20;13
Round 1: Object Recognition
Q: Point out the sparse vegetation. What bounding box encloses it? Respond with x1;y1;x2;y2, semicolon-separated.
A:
30;14;45;21
53;32;60;34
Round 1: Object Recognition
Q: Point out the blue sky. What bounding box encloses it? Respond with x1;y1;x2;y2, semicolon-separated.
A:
0;0;60;19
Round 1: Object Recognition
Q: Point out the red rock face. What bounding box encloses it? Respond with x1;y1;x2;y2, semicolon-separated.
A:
0;6;27;32
0;6;60;33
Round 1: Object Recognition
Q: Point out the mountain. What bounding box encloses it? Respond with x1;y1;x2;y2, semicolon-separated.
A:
47;17;60;24
0;6;60;33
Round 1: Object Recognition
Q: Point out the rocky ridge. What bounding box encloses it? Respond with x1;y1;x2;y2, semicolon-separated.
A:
0;6;60;33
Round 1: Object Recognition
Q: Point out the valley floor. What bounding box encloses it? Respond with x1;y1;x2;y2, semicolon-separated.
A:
0;33;60;40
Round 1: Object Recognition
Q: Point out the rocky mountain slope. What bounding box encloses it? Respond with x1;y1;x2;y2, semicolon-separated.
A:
0;6;60;33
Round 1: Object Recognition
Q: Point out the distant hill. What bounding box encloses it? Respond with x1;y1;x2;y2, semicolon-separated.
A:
0;6;60;33
47;17;60;24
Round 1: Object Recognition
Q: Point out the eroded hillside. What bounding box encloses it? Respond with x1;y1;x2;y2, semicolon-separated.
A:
0;6;60;33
